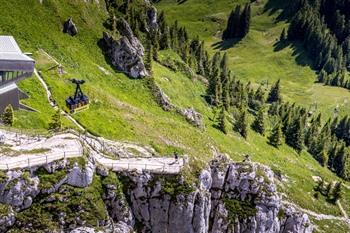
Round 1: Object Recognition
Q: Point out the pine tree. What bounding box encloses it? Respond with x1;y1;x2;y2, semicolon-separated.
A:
160;26;170;50
145;35;153;73
252;108;265;135
2;105;14;126
153;32;160;61
331;181;342;202
267;79;281;103
48;109;62;132
218;107;227;134
235;109;248;139
268;121;283;148
286;116;304;153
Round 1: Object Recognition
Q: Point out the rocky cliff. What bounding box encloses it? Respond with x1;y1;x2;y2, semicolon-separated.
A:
0;155;313;233
102;19;148;79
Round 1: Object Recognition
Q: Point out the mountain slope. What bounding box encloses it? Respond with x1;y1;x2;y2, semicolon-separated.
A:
0;0;349;232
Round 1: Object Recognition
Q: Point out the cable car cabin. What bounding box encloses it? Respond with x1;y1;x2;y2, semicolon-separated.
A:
66;79;89;114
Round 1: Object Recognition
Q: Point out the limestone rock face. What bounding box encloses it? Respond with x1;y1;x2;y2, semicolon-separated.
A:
0;170;39;211
0;205;15;232
102;183;134;231
103;19;148;78
63;17;78;36
125;156;314;233
66;159;95;188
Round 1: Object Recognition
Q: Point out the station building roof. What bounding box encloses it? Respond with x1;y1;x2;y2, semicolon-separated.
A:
0;36;35;72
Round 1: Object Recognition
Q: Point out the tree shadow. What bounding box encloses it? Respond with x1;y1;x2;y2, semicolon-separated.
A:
273;39;315;69
273;40;290;52
211;38;242;51
263;0;293;22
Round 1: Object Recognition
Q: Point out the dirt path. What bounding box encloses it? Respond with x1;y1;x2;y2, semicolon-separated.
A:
282;200;350;227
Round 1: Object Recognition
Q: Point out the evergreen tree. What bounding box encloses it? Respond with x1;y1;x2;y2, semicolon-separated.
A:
268;121;283;148
160;26;170;50
1;105;14;126
218;107;227;134
145;35;153;73
235;109;248;139
331;181;342;202
267;79;282;103
252;108;265;135
286;116;304;153
48;109;62;132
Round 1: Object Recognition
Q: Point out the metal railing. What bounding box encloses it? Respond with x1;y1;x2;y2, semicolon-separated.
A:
0;149;83;170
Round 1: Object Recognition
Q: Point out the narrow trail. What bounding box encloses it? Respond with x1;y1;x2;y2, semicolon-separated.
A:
34;68;84;131
337;200;349;219
282;200;350;227
2;62;184;174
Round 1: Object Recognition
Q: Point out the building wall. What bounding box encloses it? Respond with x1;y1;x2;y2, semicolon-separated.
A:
0;87;19;113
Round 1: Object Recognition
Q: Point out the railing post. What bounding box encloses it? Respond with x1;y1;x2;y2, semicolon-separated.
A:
64;152;66;160
6;163;9;170
128;163;130;170
28;158;30;168
145;164;147;171
46;155;48;165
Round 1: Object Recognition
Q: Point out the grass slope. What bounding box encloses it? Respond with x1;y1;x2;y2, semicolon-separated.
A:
156;0;350;119
0;0;349;230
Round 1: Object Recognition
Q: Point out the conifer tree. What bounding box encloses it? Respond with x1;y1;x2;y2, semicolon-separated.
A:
145;35;153;73
286;117;304;153
252;108;265;135
331;181;342;202
2;104;14;126
160;26;170;50
48;109;62;132
218;107;227;134
235;109;248;139
268;121;283;148
267;79;282;103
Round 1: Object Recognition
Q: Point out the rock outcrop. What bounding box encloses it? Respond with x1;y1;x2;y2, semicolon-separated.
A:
0;155;313;233
146;6;158;32
102;19;148;78
125;155;314;233
179;107;204;128
0;170;39;211
63;17;78;36
0;205;15;232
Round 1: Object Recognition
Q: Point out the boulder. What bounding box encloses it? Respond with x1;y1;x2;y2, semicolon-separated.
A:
179;107;204;128
102;19;148;78
63;17;78;36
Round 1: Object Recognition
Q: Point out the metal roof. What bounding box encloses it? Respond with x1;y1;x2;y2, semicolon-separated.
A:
0;36;35;71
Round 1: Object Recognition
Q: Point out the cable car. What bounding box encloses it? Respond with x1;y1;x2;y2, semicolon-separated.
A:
66;79;89;114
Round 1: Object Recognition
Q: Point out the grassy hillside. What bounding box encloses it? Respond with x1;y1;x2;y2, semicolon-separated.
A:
156;0;350;119
0;0;349;231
